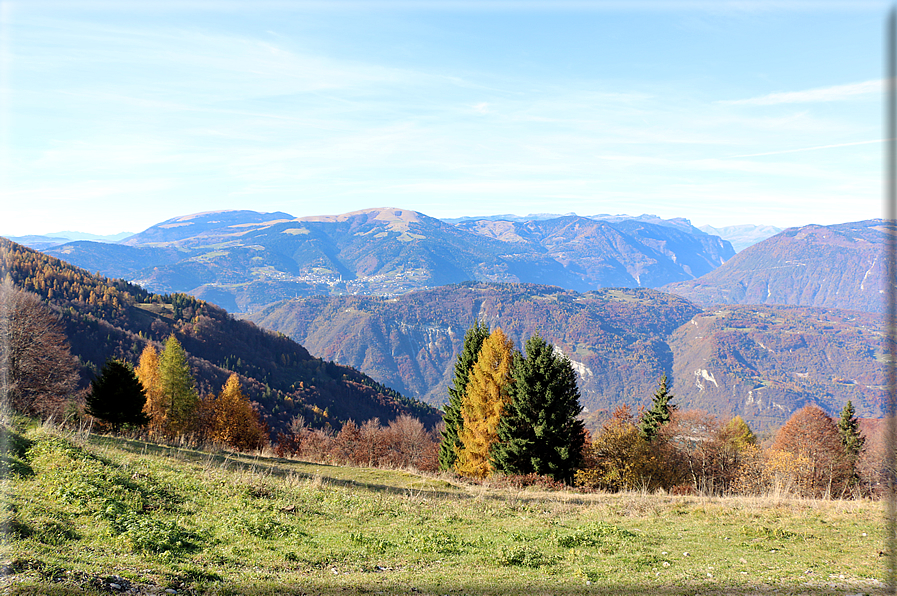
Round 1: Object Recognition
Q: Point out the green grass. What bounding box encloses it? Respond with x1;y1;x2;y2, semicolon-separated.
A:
1;422;888;595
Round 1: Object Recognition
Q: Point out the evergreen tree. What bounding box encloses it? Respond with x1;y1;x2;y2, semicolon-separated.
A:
135;344;166;434
86;359;149;431
639;374;676;442
439;320;490;471
837;400;865;459
159;335;199;435
491;334;584;483
456;328;514;478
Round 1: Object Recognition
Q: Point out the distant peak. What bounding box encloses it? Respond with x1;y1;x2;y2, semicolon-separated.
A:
295;207;424;224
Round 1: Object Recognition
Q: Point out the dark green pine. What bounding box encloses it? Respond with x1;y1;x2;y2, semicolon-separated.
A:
86;359;150;431
639;374;676;442
491;333;584;483
837;400;865;458
438;320;490;471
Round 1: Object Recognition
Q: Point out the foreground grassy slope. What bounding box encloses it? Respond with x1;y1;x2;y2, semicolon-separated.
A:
1;421;886;595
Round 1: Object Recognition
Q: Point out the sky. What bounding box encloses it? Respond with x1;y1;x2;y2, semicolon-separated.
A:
0;0;888;236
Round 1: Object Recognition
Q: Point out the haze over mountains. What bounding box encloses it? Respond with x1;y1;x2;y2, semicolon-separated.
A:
42;208;736;313
6;208;888;431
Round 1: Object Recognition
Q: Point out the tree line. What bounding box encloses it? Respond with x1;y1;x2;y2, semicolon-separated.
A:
85;336;269;452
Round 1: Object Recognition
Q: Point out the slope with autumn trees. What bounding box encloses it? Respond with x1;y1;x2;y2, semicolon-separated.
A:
248;283;888;431
0;238;440;435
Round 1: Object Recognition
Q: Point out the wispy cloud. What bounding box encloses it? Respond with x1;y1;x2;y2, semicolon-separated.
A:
721;79;881;106
727;139;883;158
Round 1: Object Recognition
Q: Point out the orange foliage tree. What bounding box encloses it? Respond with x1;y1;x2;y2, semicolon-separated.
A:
456;328;515;478
135;345;166;435
769;404;852;497
208;373;267;451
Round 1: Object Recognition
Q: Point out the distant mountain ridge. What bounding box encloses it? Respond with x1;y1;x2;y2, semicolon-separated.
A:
663;219;890;314
7;231;134;251
38;207;735;313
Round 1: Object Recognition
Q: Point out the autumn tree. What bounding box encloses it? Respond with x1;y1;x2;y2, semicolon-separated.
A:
456;328;514;478
135;344;166;434
770;404;852;497
575;405;666;491
719;415;756;451
158;335;199;435
439;320;490;472
383;415;433;469
0;281;79;417
86;359;149;431
640;374;676;441
491;334;584;483
209;373;267;451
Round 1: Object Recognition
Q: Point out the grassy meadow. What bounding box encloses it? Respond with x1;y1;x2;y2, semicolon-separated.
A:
0;418;888;595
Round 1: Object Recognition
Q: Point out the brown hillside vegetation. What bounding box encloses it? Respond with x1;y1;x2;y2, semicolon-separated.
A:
248;283;885;431
0;238;440;436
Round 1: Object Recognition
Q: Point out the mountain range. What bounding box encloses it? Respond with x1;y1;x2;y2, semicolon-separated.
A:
7;209;889;433
663;220;891;314
42;208;735;313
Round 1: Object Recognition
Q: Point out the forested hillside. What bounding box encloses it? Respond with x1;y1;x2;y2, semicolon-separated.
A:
0;239;440;435
247;283;887;431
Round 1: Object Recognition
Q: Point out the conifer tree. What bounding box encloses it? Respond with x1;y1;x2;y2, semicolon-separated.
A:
439;320;490;471
135;344;166;434
837;400;865;460
491;334;584;483
639;374;676;441
86;359;149;431
159;335;199;435
210;373;266;451
456;328;514;478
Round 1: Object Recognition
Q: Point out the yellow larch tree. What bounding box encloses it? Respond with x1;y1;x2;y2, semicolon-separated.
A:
210;373;267;451
135;344;166;435
456;327;515;478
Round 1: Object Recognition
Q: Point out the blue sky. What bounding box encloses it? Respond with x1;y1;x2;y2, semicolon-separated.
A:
0;1;887;236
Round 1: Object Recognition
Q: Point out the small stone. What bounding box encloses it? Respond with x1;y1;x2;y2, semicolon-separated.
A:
165;590;177;595
110;583;122;591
